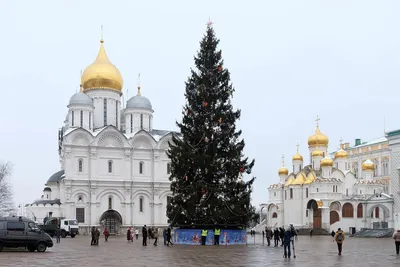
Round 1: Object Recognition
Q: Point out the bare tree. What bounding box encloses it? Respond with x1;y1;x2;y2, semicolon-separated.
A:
0;161;16;216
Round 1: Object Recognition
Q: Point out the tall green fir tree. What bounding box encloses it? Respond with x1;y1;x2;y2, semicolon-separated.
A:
167;22;256;227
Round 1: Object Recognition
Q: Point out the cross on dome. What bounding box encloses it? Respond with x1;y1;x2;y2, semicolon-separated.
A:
296;142;300;152
315;115;320;127
137;73;141;96
281;154;285;167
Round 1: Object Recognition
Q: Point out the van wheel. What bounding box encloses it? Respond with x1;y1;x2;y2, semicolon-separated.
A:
61;231;67;238
27;245;35;252
71;234;76;238
36;242;47;252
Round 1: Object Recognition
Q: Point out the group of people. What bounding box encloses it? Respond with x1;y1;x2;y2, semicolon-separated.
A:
90;227;102;246
263;226;297;248
126;225;173;247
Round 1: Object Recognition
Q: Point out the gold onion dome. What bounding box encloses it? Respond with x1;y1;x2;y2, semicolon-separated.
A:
81;39;123;94
320;156;333;167
278;167;289;175
334;145;349;159
362;159;375;171
308;126;329;147
293;152;303;161
312;150;324;157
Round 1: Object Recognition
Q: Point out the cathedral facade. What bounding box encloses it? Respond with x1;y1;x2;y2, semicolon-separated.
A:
26;38;175;234
262;121;395;233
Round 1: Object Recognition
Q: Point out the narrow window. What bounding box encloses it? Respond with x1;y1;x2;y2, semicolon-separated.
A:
149;115;151;130
104;99;107;126
139;162;143;174
306;188;308;198
108;197;112;210
167;163;171;174
80;110;83;127
116;102;118;129
290;188;293;199
285;190;287;200
76;208;85;223
139;197;144;212
140;114;143;129
375;207;380;218
312;161;314;169
89;113;91;130
360;190;362;194
306;210;308;217
333;185;335;192
316;188;319;192
72;111;74;126
346;189;348;196
108;160;113;173
274;192;276;197
130;114;133;133
78;159;83;172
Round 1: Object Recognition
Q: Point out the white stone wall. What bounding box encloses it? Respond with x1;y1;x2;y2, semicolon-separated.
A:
387;131;400;229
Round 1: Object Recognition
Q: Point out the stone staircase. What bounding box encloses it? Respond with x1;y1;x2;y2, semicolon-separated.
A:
351;228;394;238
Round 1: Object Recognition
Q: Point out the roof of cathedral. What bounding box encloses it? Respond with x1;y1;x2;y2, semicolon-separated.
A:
31;199;61;206
313;177;342;183
46;170;65;184
354;179;389;185
268;183;283;189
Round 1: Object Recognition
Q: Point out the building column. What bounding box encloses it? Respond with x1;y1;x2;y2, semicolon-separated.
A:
321;208;330;229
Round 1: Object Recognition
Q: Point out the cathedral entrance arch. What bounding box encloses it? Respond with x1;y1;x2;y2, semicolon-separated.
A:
100;210;123;234
307;199;322;228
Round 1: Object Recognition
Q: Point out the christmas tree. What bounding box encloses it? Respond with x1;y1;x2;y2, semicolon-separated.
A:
167;22;256;227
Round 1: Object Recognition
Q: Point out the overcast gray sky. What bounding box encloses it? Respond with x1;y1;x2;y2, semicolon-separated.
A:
1;0;400;208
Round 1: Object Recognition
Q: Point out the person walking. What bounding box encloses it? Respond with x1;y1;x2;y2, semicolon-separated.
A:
127;227;132;243
163;228;167;245
95;228;100;245
334;228;345;255
142;225;148;246
393;229;400;255
166;227;173;246
153;228;159;246
103;228;109;242
55;226;61;243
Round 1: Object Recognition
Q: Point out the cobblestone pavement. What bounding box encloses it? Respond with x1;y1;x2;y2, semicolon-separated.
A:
0;235;398;267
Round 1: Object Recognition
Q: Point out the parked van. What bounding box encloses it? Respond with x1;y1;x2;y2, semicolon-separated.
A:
0;216;53;252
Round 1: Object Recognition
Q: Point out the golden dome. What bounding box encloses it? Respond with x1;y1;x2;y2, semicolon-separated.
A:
320;157;333;167
81;39;123;94
362;159;375;171
308;126;329;147
292;172;306;185
278;167;289;175
292;152;303;161
334;144;349;159
312;150;324;157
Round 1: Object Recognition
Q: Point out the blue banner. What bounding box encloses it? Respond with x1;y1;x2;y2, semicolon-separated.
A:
173;229;246;245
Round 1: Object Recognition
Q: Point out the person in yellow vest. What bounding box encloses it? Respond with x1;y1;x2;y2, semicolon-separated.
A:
201;229;208;245
214;228;221;245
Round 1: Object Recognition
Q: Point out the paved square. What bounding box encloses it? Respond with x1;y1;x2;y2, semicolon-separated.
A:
0;235;398;266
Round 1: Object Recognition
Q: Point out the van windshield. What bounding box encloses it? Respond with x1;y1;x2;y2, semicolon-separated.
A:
68;220;78;225
28;222;39;230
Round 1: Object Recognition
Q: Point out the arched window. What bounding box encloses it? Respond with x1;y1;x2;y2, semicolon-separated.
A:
289;188;293;199
306;188;309;198
80;110;83;127
89;113;91;130
108;197;112;210
78;159;83;172
353;162;358;178
274;192;276;197
72;111;75;126
272;212;278;218
139;162;144;174
382;158;389;176
306;210;308;217
108;160;113;173
357;203;363;218
285;190;287;200
140;114;143;129
373;159;378;177
330;211;340;225
375;207;380;218
149;115;151;130
139;197;144;212
342;203;354;218
78;195;83;203
115;102;118;129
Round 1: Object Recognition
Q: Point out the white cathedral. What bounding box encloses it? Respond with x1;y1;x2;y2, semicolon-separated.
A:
26;38;176;234
261;121;399;234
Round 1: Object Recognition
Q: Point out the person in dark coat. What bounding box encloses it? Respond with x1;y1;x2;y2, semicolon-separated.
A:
273;228;280;247
103;228;109;242
142;225;148;246
265;227;272;246
55;226;61;243
163;228;167;245
90;226;96;246
283;227;293;258
166;227;173;246
127;227;132;243
279;227;285;246
95;228;100;245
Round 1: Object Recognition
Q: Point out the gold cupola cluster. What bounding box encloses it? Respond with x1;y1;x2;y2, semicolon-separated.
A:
81;38;123;95
362;159;375;171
